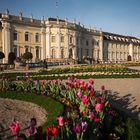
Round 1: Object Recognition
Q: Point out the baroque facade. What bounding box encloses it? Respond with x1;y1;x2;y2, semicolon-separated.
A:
0;10;140;64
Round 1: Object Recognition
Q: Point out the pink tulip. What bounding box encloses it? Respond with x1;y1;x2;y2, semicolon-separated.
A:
9;120;20;135
27;126;35;135
89;112;94;120
82;95;88;104
81;121;88;132
95;103;103;112
76;89;82;98
79;79;85;85
74;123;81;134
57;116;64;126
82;83;87;91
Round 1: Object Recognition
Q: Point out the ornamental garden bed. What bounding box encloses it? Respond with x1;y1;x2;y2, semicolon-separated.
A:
0;77;140;140
1;64;140;80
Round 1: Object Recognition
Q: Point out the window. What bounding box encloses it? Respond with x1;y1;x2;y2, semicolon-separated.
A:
25;32;29;41
52;49;55;58
70;36;73;43
96;40;99;46
60;49;64;58
36;46;39;59
13;47;17;57
25;46;29;53
51;36;55;43
92;39;94;46
13;32;17;41
35;33;39;42
85;49;89;56
86;40;89;46
61;36;64;42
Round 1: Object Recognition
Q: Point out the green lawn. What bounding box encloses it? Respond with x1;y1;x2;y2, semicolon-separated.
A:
0;91;63;128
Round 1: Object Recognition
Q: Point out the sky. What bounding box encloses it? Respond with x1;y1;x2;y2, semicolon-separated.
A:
0;0;140;38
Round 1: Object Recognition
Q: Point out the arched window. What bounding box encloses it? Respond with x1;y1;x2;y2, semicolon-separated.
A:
36;46;39;59
35;33;39;42
25;46;29;53
61;49;64;58
25;32;29;41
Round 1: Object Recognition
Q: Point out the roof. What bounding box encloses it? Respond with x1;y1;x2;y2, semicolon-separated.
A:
103;31;140;44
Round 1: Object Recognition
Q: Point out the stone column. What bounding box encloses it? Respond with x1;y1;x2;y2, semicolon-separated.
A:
2;21;11;63
41;27;46;60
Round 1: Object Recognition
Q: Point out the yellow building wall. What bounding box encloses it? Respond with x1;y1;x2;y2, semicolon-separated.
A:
12;23;41;59
0;25;2;52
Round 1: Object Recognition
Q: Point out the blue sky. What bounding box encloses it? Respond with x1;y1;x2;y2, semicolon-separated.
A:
0;0;140;38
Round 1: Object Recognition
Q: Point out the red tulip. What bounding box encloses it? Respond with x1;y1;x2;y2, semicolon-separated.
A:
94;117;100;123
88;78;94;85
51;126;59;136
90;88;94;96
46;126;59;136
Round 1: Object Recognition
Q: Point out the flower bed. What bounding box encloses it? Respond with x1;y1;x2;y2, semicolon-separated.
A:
0;77;140;139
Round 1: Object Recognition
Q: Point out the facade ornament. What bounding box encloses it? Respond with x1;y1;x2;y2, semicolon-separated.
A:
57;16;59;24
78;22;80;26
2;9;10;18
41;16;45;24
65;17;68;25
30;13;33;22
5;9;9;15
73;18;76;24
19;11;23;20
45;16;49;24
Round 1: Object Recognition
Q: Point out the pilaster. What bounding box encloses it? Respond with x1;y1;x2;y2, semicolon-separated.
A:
56;28;61;58
41;27;46;60
99;34;103;62
65;29;69;59
2;21;11;63
129;43;133;61
45;25;51;58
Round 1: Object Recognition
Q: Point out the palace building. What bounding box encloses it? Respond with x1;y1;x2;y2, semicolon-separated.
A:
0;10;140;64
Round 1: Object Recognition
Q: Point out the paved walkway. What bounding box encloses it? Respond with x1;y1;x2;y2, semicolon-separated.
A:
94;78;140;126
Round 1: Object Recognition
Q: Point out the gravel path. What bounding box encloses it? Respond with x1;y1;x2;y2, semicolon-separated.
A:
0;98;47;139
94;78;140;126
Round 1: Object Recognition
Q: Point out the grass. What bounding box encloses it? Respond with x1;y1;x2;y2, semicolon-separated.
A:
0;91;63;128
